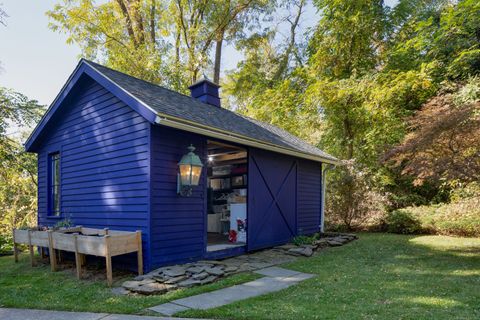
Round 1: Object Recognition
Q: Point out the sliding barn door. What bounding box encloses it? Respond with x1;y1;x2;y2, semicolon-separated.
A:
247;148;297;250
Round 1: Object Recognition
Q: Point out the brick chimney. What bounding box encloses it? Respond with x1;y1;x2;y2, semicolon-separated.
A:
188;75;221;108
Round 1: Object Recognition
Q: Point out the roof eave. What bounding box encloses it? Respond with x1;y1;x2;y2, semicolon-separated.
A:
25;59;158;152
155;116;339;165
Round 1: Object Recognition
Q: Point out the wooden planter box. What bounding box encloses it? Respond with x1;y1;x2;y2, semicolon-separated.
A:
12;229;50;266
12;227;143;286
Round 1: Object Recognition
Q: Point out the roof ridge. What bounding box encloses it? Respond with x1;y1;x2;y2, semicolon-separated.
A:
83;59;202;102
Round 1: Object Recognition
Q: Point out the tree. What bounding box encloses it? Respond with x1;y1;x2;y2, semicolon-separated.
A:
47;0;270;89
308;0;388;79
223;0;316;141
385;0;480;80
0;88;44;252
385;79;480;186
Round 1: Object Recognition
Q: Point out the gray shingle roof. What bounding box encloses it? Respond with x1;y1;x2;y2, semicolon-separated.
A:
86;60;337;163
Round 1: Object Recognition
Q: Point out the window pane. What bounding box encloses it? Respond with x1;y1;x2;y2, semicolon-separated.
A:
49;152;61;216
54;158;60;185
54;185;60;215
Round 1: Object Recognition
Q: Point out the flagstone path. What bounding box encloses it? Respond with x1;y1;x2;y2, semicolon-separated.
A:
148;266;314;316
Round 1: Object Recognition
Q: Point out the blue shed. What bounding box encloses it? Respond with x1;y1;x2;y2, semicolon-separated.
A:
25;59;338;272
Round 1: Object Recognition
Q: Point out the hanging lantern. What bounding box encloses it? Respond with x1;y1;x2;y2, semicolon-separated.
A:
177;144;203;196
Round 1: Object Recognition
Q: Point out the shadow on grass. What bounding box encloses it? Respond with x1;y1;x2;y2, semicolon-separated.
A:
177;233;480;320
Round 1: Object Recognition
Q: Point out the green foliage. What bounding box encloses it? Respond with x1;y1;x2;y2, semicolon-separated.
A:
386;0;480;81
385;210;423;234
47;0;272;89
325;160;389;230
53;218;74;230
0;88;44;254
308;0;388;79
397;193;480;237
292;233;320;246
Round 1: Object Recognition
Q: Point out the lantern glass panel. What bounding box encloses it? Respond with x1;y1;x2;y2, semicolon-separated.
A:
190;165;202;186
179;163;193;185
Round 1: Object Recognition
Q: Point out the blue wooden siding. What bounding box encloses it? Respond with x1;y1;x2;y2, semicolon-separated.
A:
150;125;207;268
36;75;152;271
34;72;323;271
297;159;322;235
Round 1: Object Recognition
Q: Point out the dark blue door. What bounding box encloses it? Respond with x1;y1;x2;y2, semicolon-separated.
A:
248;148;297;250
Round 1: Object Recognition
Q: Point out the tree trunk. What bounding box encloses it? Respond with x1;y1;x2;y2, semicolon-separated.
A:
115;0;138;47
213;37;223;84
150;0;156;44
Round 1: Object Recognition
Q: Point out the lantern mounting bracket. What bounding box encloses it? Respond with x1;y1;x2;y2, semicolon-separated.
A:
177;177;193;197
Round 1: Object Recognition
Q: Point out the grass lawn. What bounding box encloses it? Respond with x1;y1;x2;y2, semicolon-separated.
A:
1;233;479;319
0;255;260;315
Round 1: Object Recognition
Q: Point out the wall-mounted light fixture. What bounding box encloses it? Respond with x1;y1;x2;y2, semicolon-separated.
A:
177;144;203;197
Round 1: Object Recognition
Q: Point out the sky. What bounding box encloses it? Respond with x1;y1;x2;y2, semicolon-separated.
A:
0;0;398;106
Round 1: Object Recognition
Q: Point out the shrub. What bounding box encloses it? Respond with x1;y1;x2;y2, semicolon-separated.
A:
386;188;480;237
292;233;320;246
405;196;480;237
326;159;389;230
385;210;423;234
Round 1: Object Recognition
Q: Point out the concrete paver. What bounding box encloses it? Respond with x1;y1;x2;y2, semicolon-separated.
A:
148;303;190;316
148;267;314;316
253;266;302;278
0;308;199;320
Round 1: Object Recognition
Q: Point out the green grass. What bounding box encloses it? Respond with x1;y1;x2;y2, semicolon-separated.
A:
0;255;260;315
1;234;479;319
178;234;480;320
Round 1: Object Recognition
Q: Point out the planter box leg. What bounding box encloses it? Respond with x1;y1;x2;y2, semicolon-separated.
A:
105;235;112;286
136;231;143;275
75;252;83;279
28;230;35;267
74;235;82;279
48;231;57;272
106;255;112;286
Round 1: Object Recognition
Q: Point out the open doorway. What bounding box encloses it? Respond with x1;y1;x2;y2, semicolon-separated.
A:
206;140;247;252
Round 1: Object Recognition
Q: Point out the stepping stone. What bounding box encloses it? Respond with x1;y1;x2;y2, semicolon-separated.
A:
122;281;139;290
163;267;186;277
186;266;205;274
192;272;209;280
275;244;297;251
206;267;224;276
133;274;151;281
199;275;217;285
148;302;190;316
287;247;313;257
327;240;343;246
178;279;201;288
164;275;187;284
224;266;238;273
130;282;170;295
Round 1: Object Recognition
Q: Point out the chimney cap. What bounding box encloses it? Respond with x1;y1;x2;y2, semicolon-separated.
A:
189;73;220;89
